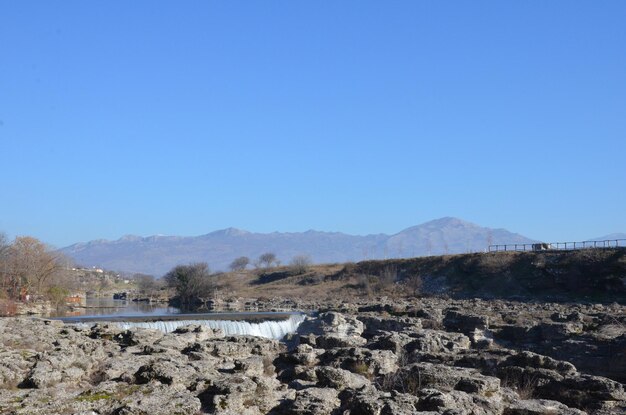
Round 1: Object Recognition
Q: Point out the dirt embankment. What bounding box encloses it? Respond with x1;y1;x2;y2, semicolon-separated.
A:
226;248;626;303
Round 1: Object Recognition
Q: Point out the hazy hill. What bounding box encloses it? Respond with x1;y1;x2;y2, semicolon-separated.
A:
591;233;626;241
60;217;535;276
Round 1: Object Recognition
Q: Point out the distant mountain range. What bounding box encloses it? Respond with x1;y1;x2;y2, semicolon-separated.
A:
60;217;538;276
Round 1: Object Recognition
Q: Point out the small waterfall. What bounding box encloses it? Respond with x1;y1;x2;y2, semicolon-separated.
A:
116;313;306;340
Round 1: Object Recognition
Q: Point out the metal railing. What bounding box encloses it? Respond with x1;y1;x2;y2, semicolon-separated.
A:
488;239;626;252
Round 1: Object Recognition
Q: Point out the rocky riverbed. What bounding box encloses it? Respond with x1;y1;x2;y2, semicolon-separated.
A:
0;298;625;414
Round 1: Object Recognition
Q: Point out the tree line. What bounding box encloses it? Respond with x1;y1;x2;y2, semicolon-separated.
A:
228;252;311;272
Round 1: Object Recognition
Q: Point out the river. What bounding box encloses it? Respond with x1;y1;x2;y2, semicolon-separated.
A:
46;297;180;318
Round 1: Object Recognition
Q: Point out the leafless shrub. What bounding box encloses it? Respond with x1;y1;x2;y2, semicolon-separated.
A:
376;351;415;392
353;274;379;297
289;255;312;275
479;252;516;274
501;373;539;400
379;266;398;288
405;274;423;297
378;363;422;394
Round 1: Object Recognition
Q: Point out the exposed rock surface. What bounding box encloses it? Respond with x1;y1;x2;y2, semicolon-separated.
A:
0;297;625;414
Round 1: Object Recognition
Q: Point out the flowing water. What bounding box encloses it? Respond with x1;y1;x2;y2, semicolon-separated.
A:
116;313;307;340
52;298;307;340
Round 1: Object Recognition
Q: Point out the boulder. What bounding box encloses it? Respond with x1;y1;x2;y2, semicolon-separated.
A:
357;315;422;337
134;358;198;387
538;373;626;408
504;399;586;415
405;329;471;354
321;347;399;376
285;387;341;415
416;388;504;414
315;366;370;389
298;312;365;339
198;374;282;414
443;310;489;334
367;332;415;355
398;363;501;396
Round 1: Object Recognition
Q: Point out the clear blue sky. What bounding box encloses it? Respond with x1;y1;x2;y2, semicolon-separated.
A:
1;1;625;248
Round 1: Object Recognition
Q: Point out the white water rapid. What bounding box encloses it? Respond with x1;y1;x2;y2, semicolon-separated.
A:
115;313;307;340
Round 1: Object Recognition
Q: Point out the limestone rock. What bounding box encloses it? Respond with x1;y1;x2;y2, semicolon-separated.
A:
298;312;365;339
315;366;370;389
504;399;586;415
285;387;341;415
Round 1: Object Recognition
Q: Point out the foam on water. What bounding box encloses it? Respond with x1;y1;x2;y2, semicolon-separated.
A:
115;313;307;340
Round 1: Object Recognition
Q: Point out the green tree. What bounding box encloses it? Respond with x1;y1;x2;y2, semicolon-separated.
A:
47;286;70;309
164;263;213;307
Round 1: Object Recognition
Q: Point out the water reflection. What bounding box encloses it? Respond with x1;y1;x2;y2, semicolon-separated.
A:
47;297;180;318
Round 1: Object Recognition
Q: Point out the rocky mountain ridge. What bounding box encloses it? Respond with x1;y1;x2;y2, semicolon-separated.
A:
60;217;535;275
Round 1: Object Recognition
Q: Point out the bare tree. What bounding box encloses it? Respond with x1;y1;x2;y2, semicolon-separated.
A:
256;252;278;268
0;233;10;296
0;232;9;259
135;274;160;300
289;255;312;275
164;262;214;308
229;256;250;272
5;236;62;299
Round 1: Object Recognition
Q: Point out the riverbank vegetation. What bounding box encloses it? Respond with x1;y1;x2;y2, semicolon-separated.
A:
0;233;75;315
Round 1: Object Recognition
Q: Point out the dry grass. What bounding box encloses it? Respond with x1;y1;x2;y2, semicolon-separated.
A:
478;252;518;274
501;373;539;400
218;263;353;300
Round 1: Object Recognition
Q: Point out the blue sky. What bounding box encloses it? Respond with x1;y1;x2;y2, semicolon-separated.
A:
1;1;625;247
